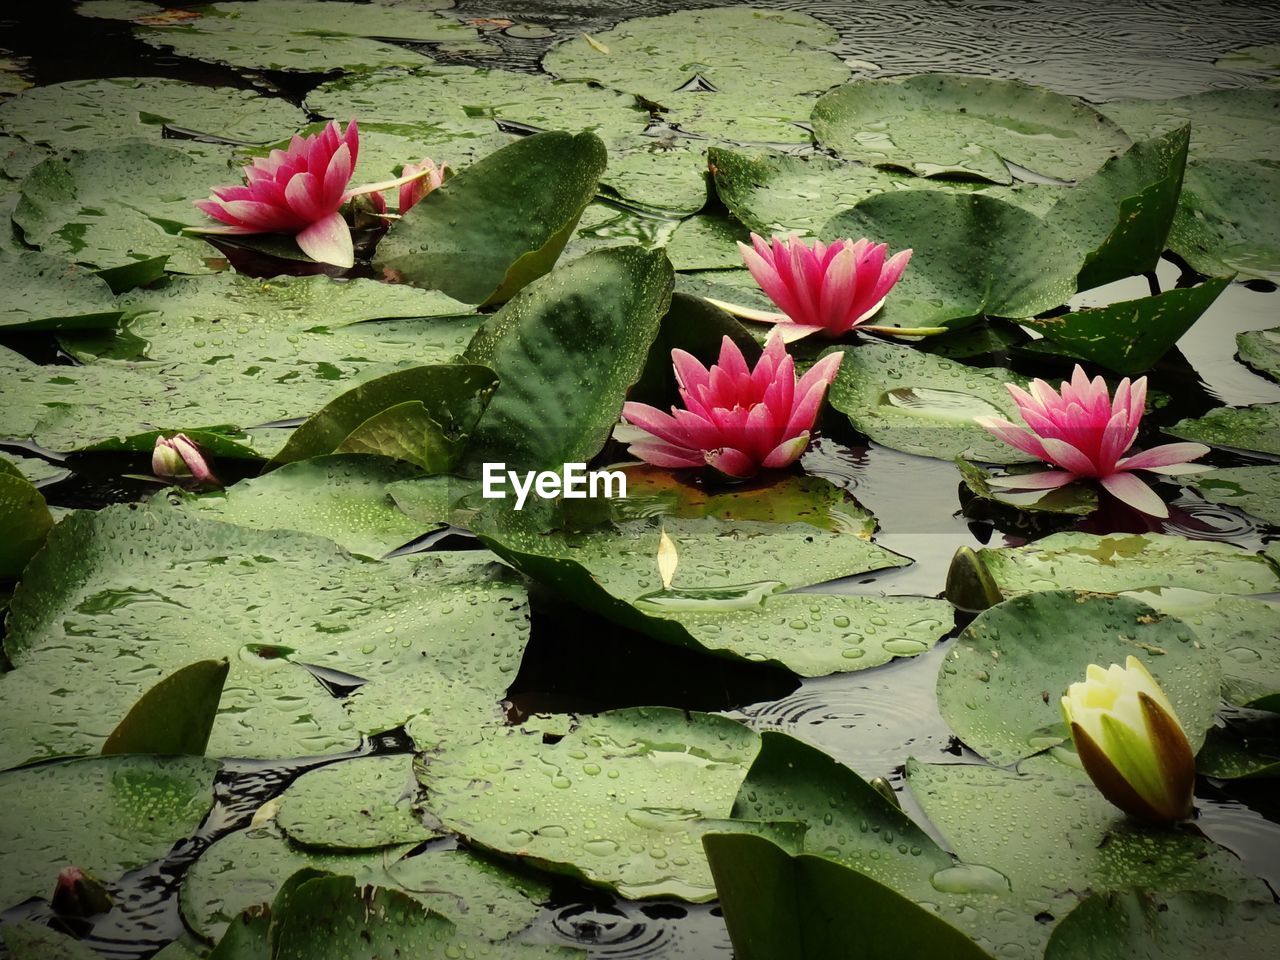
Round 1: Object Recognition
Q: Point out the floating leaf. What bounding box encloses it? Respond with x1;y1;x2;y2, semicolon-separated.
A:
1098;88;1280;164
15;139;233;278
1045;890;1280;960
664;213;750;271
179;455;427;559
812;74;1130;184
1185;464;1280;525
0;249;124;331
276;755;439;850
936;590;1220;763
1237;326;1280;384
0;457;53;578
1048;126;1189;289
1167;402;1280;456
377;131;607;306
461;246;673;473
1197;718;1280;779
823;191;1080;328
0;755;218;908
956;458;1099;515
102;658;229;757
1019;279;1230;375
0;505;530;764
1169;160;1280;282
823;342;1035;462
418;707;801;901
269;365;498;471
0;77;306;150
946;532;1280;608
2;923;102;960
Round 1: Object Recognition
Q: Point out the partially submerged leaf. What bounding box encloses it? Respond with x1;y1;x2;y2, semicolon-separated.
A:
1237;326;1280;384
102;658;230;757
1167;402;1280;456
957;458;1099;515
0;249;124;331
1169;160;1280;282
1185;464;1280;525
0;459;53;578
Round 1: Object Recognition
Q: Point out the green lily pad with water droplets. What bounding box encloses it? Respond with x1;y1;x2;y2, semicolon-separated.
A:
14;138;234;278
101;658;229;757
0;249;124;331
178;455;429;559
1097;87;1280;164
276;754;439;850
1236;327;1280;384
811;74;1130;185
0;504;531;765
0;754;218;909
907;758;1268;903
418;706;800;902
824;191;1080;329
1044;890;1280;960
949;531;1280;605
0;76;307;150
0;456;53;578
1019;279;1230;376
935;590;1221;764
1169;160;1280;283
2;923;102;960
1185;464;1280;526
823;342;1035;463
1197;716;1280;779
1166;402;1280;456
956;458;1099;515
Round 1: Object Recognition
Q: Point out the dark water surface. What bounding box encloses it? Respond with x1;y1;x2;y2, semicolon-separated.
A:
3;1;1280;957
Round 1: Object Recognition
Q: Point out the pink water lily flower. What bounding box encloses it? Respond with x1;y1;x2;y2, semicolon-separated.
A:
398;157;448;213
736;233;912;342
152;433;218;489
192;120;430;269
975;365;1210;518
621;332;843;479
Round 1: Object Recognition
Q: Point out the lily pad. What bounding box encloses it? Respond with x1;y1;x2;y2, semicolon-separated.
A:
1045;890;1280;960
935;590;1221;763
1170;160;1280;282
1097;88;1280;164
1047;126;1189;290
269;365;498;473
811;74;1130;184
0;754;218;908
462;245;673;473
179;455;428;559
418;707;801;901
0;77;307;150
0;504;531;764
945;532;1280;607
664;213;751;271
2;923;102;960
1185;464;1280;525
276;755;438;850
1197;717;1280;778
907;758;1267;901
0;457;53;578
15;139;234;277
1167;403;1280;455
377;131;607;306
0;250;124;330
957;458;1099;515
1237;327;1280;384
823;191;1080;328
544;8;849;145
823;342;1035;462
0;451;68;486
1019;279;1230;376
101;658;229;757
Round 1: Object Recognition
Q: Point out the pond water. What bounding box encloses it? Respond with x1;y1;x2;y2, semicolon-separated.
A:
1;1;1279;958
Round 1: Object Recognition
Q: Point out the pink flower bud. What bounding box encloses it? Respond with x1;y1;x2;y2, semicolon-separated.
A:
398;157;448;214
152;433;218;488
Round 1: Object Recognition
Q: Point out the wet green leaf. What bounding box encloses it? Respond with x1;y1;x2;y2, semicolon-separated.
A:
812;74;1130;184
957;458;1099;515
949;531;1280;604
1020;279;1229;375
824;191;1080;328
936;590;1221;763
1167;402;1280;455
462;246;673;473
377;131;607;306
102;658;229;757
1098;88;1280;164
1048;126;1189;290
2;922;102;959
180;455;427;559
1236;326;1280;384
0;458;53;578
15;139;233;278
418;707;798;901
269;365;498;471
0;249;124;330
1197;717;1280;779
1185;464;1280;525
0;505;530;764
1045;890;1280;960
0;755;218;908
823;342;1035;462
664;213;750;271
1169;160;1280;282
276;755;439;850
0;77;306;150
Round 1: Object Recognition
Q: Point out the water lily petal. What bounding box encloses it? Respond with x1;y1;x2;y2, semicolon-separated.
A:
705;447;757;479
295;212;354;268
762;432;810;469
622;401;691;448
1116;442;1210;471
628;440;704;469
986;469;1077;489
1099;471;1168;517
